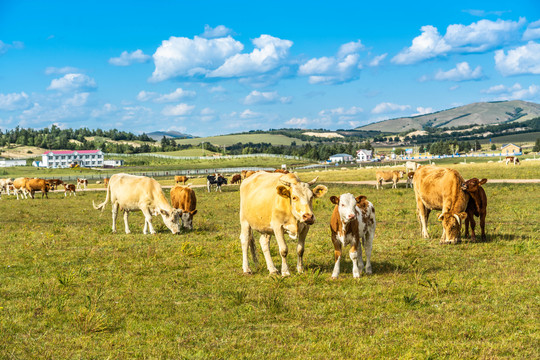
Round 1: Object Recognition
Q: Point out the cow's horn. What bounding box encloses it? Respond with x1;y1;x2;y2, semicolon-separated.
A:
438;213;444;220
279;179;292;187
454;213;461;225
307;177;319;185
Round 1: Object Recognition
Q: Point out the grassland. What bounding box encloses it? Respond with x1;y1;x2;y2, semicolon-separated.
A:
0;165;538;358
174;133;308;146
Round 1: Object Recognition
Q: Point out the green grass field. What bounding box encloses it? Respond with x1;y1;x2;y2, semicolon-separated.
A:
175;133;308;146
0;170;538;358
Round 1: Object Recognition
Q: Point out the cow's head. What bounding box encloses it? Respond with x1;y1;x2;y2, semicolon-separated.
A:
398;171;405;178
277;176;327;225
438;212;468;244
160;208;183;234
461;178;487;193
330;193;365;224
181;209;198;230
408;172;415;180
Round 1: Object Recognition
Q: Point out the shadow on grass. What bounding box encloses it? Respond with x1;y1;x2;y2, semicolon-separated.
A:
305;259;419;275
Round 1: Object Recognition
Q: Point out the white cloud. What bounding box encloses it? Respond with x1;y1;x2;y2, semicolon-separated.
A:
45;66;80;75
64;92;90;106
161;103;195;116
495;41;540;76
0;92;30;111
433;62;484;81
240;109;261;119
91;103;118;118
319;106;363;118
393;18;525;64
151;35;244;81
137;91;157;102
337;40;364;57
109;49;151;66
201;25;233;38
285;117;309;127
523;20;540;40
208;35;293;78
200;107;215;115
371;102;411;114
369;53;387;67
209;85;227;93
47;73;97;92
0;40;24;55
243;90;291;105
155;88;196;103
482;83;539;100
412;107;434;116
462;9;508;17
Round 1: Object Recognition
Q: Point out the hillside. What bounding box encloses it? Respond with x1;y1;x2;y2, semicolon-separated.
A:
357;100;540;133
147;131;195;141
174;133;308;146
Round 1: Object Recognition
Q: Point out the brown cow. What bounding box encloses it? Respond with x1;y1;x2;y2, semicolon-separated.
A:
47;179;64;190
505;156;520;165
461;178;488;242
77;178;88;189
13;177;30;199
274;169;289;174
375;170;405;189
241;170;256;179
170;185;198;229
175;175;188;185
63;183;76;197
26;178;50;199
104;178;110;187
230;174;242;185
413;166;468;244
406;172;415;188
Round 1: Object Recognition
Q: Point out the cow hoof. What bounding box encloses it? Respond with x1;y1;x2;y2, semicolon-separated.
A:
331;275;339;280
281;271;291;277
296;266;304;274
243;270;253;276
365;267;372;275
353;273;360;279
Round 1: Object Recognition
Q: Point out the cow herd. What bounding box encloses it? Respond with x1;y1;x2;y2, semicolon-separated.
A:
0;177;92;199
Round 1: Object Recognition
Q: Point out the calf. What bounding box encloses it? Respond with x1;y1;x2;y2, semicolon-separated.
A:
63;183;76;197
375;170;405;189
170;185;198;229
207;174;227;192
47;179;64;190
505;156;520;165
77;178;88;189
405;161;419;173
230;174;242;185
175;175;188;185
26;178;50;199
329;194;376;278
13;177;30;200
406;171;415;188
461;178;488;242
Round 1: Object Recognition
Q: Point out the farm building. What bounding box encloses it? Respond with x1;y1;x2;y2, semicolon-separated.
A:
501;143;522;155
40;150;104;168
328;153;354;163
0;158;27;167
103;159;124;167
356;149;373;162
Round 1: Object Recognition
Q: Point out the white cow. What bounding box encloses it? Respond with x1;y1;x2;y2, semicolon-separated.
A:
0;178;13;195
12;177;30;200
93;173;182;234
405;161;420;173
329;193;376;278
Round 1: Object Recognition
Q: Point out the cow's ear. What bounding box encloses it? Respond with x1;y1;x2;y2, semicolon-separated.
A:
355;195;367;205
276;185;290;198
191;209;198;215
479;179;487;185
457;212;468;221
330;195;339;204
160;209;171;217
312;185;328;198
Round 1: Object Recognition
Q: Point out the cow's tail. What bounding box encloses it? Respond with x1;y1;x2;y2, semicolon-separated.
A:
93;183;110;211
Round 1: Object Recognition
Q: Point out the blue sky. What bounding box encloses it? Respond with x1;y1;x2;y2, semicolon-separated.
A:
1;0;539;136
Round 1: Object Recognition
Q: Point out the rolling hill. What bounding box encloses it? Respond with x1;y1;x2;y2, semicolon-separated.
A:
356;100;540;133
174;133;308;146
147;130;195;141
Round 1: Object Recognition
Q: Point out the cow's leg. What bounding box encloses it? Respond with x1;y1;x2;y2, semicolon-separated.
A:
468;214;477;242
296;225;309;273
259;234;278;274
207;182;211;192
111;203;119;234
141;208;155;234
350;239;360;278
64;191;67;197
464;212;471;238
272;226;290;276
123;211;131;234
363;229;374;274
480;212;486;241
239;220;254;274
416;199;430;238
249;232;259;268
331;236;342;279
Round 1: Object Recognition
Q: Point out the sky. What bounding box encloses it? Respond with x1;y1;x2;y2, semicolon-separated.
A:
1;0;539;137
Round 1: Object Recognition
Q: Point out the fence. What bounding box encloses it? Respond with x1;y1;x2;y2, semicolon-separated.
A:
401;152;522;160
105;152;304;160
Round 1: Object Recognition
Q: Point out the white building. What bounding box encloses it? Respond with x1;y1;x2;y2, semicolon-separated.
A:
40;150;104;168
356;149;373;162
0;158;27;167
328;153;354;163
103;159;124;167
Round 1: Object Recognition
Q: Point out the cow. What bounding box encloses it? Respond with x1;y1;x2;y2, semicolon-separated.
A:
0;178;13;195
405;161;420;173
230;174;242;185
63;183;76;197
274;169;289;174
93;173;182;235
239;172;328;276
12;177;30;200
413;166;469;244
406;171;415;188
207;174;227;192
103;178;109;187
241;170;255;179
170;185;198;230
505;156;520;165
329;193;376;278
77;178;88;189
25;178;50;199
375;170;405;189
175;175;188;185
461;178;488;242
47;179;64;190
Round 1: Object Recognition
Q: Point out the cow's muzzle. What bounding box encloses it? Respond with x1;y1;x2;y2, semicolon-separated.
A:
303;214;315;225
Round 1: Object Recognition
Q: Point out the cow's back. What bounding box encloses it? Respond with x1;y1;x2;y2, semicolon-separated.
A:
414;166;467;212
171;186;196;212
109;174;163;209
26;178;46;190
13;177;29;189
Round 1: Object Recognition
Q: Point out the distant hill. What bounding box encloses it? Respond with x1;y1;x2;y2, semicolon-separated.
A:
356;100;540;133
147;131;195;141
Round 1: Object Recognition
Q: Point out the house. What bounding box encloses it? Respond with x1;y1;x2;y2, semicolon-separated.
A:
328;153;354;163
356;149;373;162
103;159;124;167
40;150;104;168
501;143;522;155
0;158;27;167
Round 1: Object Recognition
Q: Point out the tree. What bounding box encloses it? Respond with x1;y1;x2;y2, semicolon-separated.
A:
490;143;497;150
474;140;481;151
533;138;540;152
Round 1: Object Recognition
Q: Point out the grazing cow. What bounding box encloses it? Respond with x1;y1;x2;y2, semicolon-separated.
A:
461;178;488;242
93;173;182;235
103;178;109;187
241;170;255;179
505;156;520;165
207;174;227;192
77;178;88;189
25;178;50;199
239;172;328;276
63;183;76;197
13;177;30;200
274;169;289;174
175;175;188;185
406;171;415;188
47;179;64;190
405;161;420;173
413;166;469;244
170;185;198;229
230;174;242;185
375;170;405;189
329;194;376;278
0;178;13;195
